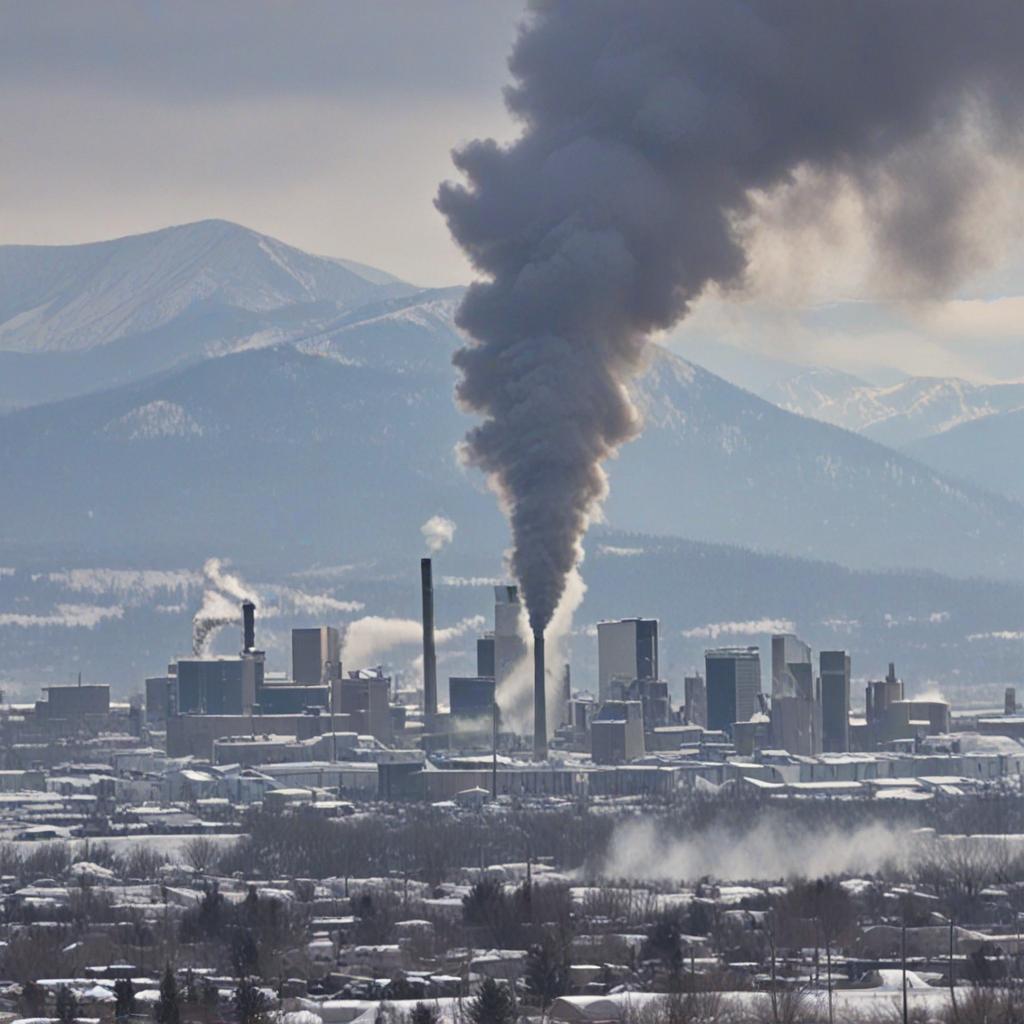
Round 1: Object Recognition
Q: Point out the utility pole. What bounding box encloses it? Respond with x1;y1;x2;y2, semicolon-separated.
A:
491;699;498;799
825;929;833;1024
902;919;909;1024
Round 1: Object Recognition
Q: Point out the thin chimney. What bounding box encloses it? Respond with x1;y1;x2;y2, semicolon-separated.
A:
421;558;438;723
533;629;547;760
242;600;255;652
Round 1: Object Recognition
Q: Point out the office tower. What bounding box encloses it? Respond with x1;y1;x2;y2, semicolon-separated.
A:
493;586;527;686
597;618;659;701
772;634;812;699
684;674;707;726
820;650;851;752
292;627;342;685
705;647;761;734
771;633;821;755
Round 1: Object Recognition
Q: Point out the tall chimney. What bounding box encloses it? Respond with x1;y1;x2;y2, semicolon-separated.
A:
242;600;255;652
420;558;438;723
533;629;547;760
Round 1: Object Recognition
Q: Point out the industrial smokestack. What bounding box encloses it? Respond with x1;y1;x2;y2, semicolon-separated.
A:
533;629;547;760
242;600;255;652
420;558;438;723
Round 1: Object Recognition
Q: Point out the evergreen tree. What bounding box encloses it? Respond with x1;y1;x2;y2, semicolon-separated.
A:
524;938;569;1007
233;978;268;1024
154;965;180;1024
20;980;45;1018
56;984;79;1024
409;1003;439;1024
466;978;516;1024
114;978;136;1019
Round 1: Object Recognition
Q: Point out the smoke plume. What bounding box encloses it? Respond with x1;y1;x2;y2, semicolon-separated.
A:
437;0;1024;632
420;515;456;554
341;613;485;671
190;557;363;655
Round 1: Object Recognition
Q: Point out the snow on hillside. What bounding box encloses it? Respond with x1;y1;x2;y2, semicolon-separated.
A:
0;219;414;354
763;369;1024;447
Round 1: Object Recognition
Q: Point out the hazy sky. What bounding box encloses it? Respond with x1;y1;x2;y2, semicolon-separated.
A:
2;2;1021;382
0;1;522;285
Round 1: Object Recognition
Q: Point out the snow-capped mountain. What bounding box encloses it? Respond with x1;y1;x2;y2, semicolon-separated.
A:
762;369;1024;448
1;332;1021;583
0;219;413;354
0;220;422;412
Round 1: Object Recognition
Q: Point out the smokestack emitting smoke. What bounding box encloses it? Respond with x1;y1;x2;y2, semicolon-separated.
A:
421;558;438;722
437;1;1024;636
533;629;547;760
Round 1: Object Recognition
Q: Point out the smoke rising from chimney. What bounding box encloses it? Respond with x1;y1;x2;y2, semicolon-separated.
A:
421;515;456;554
437;0;1024;634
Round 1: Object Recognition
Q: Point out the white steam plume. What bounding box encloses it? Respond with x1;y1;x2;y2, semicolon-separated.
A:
497;565;586;735
190;558;364;656
437;0;1024;636
604;817;917;883
421;515;456;554
342;613;485;671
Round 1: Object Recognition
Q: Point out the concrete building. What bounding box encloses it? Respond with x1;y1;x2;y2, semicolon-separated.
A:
591;701;645;764
705;647;761;735
820;650;851;752
292;627;341;685
597;618;658;701
38;684;110;719
493;586;527;687
449;677;496;724
334;670;392;744
174;654;263;716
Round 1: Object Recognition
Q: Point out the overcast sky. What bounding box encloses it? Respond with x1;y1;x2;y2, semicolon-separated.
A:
2;2;1021;382
0;1;522;286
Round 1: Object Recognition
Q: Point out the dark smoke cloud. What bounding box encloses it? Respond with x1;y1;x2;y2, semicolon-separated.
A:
437;0;1024;631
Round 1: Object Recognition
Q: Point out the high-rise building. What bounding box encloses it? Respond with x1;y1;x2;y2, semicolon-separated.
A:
597;618;659;701
684;674;707;726
493;586;527;686
772;634;812;699
705;647;761;734
770;633;822;755
820;650;851;752
292;627;341;685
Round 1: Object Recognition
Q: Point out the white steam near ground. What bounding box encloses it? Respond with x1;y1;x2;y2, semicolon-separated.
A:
601;818;1024;884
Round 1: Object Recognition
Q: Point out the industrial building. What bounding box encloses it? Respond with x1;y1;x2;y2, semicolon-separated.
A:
597;617;659;701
